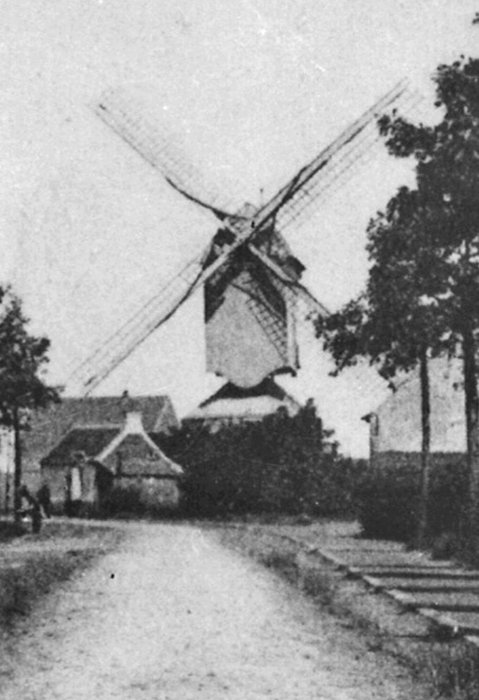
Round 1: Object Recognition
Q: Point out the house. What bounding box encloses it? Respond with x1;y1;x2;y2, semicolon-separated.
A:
0;393;179;513
183;377;301;431
364;356;466;470
41;410;183;514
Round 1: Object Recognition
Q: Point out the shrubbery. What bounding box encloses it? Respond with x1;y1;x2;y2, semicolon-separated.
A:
103;484;178;518
161;404;367;518
357;457;468;543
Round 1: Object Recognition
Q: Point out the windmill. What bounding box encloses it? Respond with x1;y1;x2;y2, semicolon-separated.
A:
65;80;424;418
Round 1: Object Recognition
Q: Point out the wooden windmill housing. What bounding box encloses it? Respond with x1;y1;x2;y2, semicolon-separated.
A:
204;221;303;389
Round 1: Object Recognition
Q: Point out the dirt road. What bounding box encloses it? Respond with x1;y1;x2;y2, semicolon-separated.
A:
0;523;430;699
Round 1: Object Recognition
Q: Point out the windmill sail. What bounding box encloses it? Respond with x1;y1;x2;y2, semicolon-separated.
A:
67;79;422;394
249;79;411;233
96;88;236;220
277;88;425;234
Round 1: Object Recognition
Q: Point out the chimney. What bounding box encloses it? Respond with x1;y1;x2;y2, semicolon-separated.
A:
123;411;144;434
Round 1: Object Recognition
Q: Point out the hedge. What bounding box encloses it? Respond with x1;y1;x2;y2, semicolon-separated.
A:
160;405;368;518
357;457;468;542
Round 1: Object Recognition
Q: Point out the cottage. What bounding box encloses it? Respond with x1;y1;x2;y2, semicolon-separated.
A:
41;410;183;515
364;356;466;471
0;393;179;513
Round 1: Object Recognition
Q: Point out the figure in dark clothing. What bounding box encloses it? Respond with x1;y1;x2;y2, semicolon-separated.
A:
37;483;52;518
18;484;42;534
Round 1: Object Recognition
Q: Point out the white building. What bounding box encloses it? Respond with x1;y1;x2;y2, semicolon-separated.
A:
365;356;466;469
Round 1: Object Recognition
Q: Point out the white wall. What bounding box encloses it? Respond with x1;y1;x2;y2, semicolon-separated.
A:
374;357;466;453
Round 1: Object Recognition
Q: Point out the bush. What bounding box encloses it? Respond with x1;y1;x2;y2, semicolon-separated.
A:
103;483;178;518
358;465;420;541
357;457;468;542
0;520;27;541
161;405;367;518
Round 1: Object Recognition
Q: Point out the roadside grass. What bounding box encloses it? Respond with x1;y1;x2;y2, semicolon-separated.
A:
211;518;479;700
0;520;28;542
0;518;123;629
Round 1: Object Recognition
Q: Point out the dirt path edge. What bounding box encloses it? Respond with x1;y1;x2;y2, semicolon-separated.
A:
214;523;479;700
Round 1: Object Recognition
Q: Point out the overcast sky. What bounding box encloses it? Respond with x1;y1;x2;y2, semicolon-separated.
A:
1;0;478;454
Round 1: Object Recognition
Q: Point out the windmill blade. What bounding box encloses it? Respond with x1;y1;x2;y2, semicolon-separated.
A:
75;78;418;396
66;212;262;395
66;220;328;396
95;87;236;221
251;79;411;233
248;243;329;318
230;278;290;359
277;89;426;234
65;247;208;394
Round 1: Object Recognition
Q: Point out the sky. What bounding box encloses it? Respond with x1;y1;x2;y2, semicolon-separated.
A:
1;0;478;455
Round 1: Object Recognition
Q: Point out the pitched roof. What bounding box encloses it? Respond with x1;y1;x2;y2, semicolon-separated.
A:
22;394;179;471
200;378;293;406
185;378;300;422
107;434;182;477
41;426;183;477
41;426;120;466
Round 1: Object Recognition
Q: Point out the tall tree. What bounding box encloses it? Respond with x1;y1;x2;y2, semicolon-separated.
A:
317;185;451;543
379;57;479;544
0;287;60;521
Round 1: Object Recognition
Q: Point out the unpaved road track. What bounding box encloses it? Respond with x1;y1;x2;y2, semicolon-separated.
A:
0;523;430;699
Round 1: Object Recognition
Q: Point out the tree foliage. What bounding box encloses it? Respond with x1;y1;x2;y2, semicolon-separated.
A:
319;56;479;437
378;58;479;540
0;287;59;425
317;57;479;544
316;184;451;383
377;58;479;344
162;403;363;517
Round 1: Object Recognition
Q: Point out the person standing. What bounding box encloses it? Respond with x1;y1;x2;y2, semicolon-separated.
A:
18;484;42;534
37;482;52;518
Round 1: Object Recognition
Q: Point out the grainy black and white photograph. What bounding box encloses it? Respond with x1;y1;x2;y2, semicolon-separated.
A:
1;2;479;698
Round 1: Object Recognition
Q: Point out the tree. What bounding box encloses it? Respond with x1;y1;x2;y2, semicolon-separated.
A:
317;185;452;544
378;57;479;546
0;287;60;521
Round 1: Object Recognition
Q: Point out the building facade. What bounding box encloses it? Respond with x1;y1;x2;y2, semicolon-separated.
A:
365;356;466;469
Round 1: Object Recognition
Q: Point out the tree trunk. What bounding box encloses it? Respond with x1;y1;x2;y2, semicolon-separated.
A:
417;348;431;546
13;407;22;524
462;324;479;547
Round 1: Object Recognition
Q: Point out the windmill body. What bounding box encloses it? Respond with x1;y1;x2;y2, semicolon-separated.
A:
205;217;302;388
